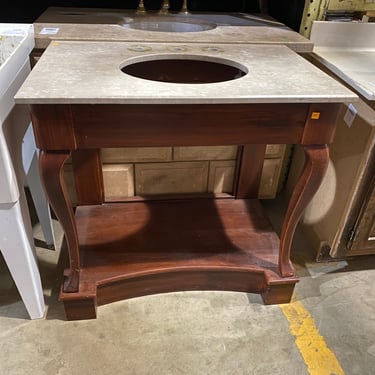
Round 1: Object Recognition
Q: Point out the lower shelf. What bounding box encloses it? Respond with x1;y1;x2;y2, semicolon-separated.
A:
60;198;298;320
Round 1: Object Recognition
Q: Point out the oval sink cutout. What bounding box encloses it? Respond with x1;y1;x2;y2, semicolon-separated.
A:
121;56;247;84
123;17;216;33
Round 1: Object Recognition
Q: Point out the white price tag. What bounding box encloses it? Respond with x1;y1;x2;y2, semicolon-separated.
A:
39;27;60;35
343;103;357;128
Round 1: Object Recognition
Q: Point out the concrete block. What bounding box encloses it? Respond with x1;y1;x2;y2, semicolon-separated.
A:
103;164;134;199
265;144;286;158
174;146;238;161
135;161;209;195
259;158;283;199
208;160;236;193
101;147;172;163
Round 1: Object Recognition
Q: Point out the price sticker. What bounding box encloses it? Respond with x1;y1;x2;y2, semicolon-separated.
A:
343;103;357;128
39;27;60;35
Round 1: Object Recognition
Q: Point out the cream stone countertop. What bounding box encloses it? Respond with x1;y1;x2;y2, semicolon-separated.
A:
33;8;313;53
311;22;375;101
15;41;356;105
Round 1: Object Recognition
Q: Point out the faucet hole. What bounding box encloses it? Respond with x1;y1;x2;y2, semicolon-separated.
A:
122;17;216;32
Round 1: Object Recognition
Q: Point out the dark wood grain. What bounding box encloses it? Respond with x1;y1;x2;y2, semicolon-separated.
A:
30;104;76;150
235;145;267;198
279;145;329;276
71;104;308;148
59;199;298;319
301;103;341;145
71;149;104;205
31;101;341;319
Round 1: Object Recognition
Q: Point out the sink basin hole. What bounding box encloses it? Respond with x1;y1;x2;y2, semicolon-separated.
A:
121;57;247;84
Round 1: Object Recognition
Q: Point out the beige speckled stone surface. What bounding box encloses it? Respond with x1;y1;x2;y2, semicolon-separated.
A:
33;7;313;53
33;23;313;53
15;41;356;104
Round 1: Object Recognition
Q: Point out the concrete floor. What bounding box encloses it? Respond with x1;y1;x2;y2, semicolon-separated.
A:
0;197;374;375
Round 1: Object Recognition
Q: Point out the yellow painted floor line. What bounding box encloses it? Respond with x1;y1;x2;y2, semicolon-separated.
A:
280;299;345;375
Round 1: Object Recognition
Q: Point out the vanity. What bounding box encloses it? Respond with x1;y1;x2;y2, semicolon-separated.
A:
31;7;315;201
15;40;355;320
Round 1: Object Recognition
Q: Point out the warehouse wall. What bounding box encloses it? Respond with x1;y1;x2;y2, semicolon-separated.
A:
0;0;260;22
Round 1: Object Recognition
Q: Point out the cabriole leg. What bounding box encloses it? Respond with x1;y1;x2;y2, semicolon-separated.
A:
39;151;80;292
279;145;329;277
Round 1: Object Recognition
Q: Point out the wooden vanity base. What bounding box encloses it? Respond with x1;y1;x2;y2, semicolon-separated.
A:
60;198;298;320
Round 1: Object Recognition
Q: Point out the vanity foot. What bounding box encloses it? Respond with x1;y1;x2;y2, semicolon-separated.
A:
261;283;295;305
61;295;97;321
